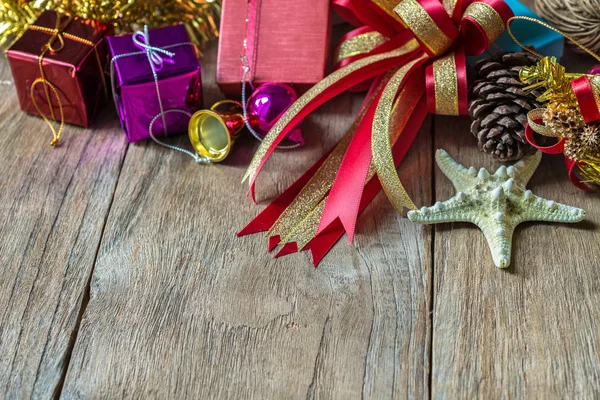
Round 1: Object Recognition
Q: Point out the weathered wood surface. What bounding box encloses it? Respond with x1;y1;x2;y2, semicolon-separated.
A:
0;60;127;398
59;42;433;399
431;52;600;398
1;23;599;400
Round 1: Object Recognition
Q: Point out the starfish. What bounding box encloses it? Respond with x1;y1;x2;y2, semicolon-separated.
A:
407;150;586;268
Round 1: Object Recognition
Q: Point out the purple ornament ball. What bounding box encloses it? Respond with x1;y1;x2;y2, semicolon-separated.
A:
246;83;304;146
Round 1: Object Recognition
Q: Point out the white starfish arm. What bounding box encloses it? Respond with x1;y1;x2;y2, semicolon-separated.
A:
435;149;479;193
517;194;586;224
407;193;477;224
511;151;542;187
477;218;517;268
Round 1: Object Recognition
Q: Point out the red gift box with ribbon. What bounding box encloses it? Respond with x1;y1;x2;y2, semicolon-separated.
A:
238;0;514;266
216;0;332;97
6;11;111;144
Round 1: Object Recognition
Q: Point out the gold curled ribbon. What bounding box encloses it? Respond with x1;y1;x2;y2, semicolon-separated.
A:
526;108;560;137
243;39;421;185
30;77;64;147
28;14;108;147
334;31;389;65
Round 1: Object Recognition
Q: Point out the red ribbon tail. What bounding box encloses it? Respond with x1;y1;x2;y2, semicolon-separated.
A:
304;96;428;266
268;235;281;252
275;242;299;258
316;89;381;243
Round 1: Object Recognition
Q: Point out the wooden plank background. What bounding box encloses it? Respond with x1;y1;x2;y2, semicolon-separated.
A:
1;19;600;400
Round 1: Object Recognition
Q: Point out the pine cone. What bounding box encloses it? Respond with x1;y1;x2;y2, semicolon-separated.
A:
469;52;544;161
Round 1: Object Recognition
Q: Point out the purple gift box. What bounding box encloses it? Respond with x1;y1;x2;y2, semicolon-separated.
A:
107;25;203;143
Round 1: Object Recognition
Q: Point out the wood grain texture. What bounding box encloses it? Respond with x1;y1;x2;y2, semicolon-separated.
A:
3;12;599;398
0;60;127;398
431;112;600;398
60;40;433;399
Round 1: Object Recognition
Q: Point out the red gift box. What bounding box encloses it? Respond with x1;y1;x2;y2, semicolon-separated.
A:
6;11;112;128
217;0;332;97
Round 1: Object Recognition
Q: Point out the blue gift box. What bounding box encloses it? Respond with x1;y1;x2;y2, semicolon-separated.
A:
467;0;564;67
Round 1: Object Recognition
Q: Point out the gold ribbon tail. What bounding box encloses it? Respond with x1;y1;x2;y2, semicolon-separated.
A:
372;53;429;212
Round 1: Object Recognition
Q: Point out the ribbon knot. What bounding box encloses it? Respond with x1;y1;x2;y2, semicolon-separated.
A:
38;14;73;54
133;26;175;71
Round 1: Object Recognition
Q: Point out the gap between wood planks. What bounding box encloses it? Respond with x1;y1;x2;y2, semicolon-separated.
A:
428;116;436;400
52;144;130;399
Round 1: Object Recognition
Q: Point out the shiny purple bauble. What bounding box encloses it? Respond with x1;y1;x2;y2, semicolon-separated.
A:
246;82;305;146
590;65;600;75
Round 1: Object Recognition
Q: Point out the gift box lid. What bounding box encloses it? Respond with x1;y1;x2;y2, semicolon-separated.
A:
6;11;111;68
107;24;201;87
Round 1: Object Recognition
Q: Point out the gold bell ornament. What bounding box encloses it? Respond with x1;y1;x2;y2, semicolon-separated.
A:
149;83;304;163
149;100;254;163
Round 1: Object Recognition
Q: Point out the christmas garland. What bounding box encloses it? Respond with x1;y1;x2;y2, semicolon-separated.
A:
0;0;221;49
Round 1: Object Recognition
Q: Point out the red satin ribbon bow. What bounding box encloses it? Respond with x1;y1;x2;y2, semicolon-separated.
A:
239;0;513;266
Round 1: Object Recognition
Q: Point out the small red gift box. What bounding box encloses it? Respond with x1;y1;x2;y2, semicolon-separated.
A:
216;0;332;97
6;11;112;128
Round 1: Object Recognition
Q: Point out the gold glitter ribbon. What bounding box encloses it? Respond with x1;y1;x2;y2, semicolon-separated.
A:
334;31;389;65
527;109;560;137
372;0;406;25
431;53;459;116
269;133;354;241
591;76;600;114
28;14;108;147
243;39;420;185
394;0;453;56
372;53;428;213
463;2;505;46
279;69;426;249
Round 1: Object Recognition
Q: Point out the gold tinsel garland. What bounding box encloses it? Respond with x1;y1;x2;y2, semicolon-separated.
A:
0;0;221;49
